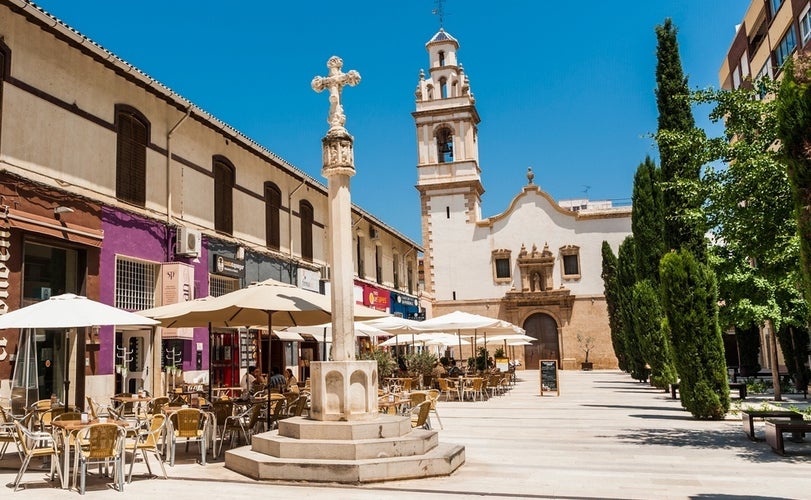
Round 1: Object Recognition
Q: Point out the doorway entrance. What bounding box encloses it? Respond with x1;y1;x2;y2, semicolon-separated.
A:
523;313;560;369
115;330;151;394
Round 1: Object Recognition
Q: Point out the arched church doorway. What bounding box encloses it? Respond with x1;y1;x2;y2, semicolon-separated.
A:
523;313;560;369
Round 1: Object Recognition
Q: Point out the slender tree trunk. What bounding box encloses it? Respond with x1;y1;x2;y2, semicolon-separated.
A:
766;320;782;401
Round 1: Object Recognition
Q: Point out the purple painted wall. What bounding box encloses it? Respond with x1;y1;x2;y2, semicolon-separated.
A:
99;207;209;374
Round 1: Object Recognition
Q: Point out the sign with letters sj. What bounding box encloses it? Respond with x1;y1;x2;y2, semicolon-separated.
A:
540;359;559;396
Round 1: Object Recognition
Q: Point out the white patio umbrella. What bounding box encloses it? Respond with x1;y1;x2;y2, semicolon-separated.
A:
0;293;159;410
415;311;524;364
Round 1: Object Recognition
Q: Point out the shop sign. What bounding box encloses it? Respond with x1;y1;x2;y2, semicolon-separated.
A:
394;294;419;307
298;267;320;292
363;285;390;311
161;262;195;340
0;226;11;364
214;254;244;278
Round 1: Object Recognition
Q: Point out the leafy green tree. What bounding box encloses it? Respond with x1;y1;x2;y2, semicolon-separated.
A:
776;325;810;396
776;55;811;315
632;156;666;283
618;237;648;381
655;18;706;261
601;241;627;371
631;280;677;389
660;250;729;419
665;78;808;393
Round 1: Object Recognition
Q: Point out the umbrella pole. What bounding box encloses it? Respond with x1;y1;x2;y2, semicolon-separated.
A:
63;329;71;406
457;329;462;366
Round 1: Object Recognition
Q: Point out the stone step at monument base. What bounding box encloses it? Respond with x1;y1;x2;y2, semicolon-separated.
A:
225;441;465;484
252;427;440;460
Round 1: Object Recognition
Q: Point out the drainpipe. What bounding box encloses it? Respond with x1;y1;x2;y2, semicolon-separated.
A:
288;179;306;262
167;107;192;225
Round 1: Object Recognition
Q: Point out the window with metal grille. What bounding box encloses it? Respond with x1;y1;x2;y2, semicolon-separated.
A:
210;275;239;297
265;182;281;250
213;156;234;235
115;257;159;311
115;105;149;206
300;200;314;262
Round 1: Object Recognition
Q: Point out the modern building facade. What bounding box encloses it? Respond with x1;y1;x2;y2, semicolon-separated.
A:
719;0;806;373
414;29;631;370
719;0;809;91
0;0;421;408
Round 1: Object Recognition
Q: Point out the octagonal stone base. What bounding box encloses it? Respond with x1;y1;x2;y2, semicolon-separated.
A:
224;415;465;484
310;360;378;421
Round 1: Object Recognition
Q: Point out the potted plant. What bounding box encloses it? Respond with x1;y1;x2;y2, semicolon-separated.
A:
405;350;437;389
494;347;509;370
359;348;397;386
577;334;595;370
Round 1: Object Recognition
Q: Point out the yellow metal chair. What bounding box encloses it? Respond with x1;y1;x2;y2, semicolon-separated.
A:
0;405;22;461
222;402;262;449
13;420;63;491
168;408;208;466
410;401;431;430
426;389;444;430
126;413;168;483
73;422;126;494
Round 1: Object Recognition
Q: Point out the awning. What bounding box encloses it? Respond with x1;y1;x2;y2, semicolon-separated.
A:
272;330;305;342
3;209;104;248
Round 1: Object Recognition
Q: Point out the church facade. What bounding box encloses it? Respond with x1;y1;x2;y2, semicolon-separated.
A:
414;29;632;370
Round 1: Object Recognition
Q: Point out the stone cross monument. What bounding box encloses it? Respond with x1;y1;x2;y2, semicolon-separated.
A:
309;56;377;421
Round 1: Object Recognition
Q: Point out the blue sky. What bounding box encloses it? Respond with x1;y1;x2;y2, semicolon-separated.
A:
31;1;747;244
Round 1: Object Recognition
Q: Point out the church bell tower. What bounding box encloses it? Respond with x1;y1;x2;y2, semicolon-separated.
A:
413;27;483;298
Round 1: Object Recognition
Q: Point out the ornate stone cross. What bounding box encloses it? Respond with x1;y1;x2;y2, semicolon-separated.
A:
311;56;361;132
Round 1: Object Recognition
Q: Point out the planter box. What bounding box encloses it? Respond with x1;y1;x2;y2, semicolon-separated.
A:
580;362;593;371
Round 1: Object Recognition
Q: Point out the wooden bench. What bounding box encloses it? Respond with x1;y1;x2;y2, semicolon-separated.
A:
670;382;747;400
765;420;811;455
741;409;804;441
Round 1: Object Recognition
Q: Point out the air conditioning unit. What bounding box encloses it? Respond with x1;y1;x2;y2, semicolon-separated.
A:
176;227;201;257
369;228;380;240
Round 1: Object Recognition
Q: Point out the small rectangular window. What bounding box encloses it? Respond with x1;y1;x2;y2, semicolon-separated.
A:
774;26;796;69
770;0;784;16
446;207;450;219
563;255;579;276
801;4;811;44
560;245;581;280
495;258;511;279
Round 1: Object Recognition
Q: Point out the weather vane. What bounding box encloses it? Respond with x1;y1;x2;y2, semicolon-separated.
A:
432;0;446;28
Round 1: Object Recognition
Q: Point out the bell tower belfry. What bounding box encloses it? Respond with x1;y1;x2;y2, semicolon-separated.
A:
413;27;483;298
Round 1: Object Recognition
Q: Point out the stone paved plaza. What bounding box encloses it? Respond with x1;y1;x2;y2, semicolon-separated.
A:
2;369;810;499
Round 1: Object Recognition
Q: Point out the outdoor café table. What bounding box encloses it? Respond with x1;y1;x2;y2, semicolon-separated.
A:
111;394;152;421
212;387;241;400
50;417;132;489
378;395;410;415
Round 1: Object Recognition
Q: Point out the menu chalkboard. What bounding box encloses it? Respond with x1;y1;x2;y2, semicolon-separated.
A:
540;359;559;396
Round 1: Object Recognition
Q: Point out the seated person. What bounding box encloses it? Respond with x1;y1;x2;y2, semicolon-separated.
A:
284;368;300;394
240;365;262;400
431;361;447;378
447;360;463;377
267;366;286;393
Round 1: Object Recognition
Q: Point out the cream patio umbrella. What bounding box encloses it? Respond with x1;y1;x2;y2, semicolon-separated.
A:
138;279;388;329
137;279;388;374
416;311;524;367
0;294;159;410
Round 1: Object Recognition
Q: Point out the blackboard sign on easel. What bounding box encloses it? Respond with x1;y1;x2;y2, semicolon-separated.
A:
540;359;559;396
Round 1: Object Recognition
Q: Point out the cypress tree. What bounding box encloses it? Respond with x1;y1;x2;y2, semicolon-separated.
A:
601;241;627;371
631;280;677;389
618;237;648;381
660;250;729;419
632;156;665;283
655;18;706;261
